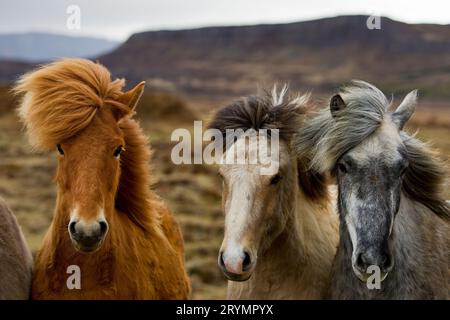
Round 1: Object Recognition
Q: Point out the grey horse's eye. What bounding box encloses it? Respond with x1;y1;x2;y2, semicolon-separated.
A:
337;163;348;173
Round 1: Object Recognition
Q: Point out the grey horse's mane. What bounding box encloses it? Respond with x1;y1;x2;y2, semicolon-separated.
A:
295;80;450;220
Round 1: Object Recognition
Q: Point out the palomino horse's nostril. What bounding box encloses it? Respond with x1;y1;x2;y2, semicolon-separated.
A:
219;251;225;268
242;251;252;271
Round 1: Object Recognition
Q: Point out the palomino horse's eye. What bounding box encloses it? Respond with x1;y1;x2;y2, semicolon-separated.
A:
270;174;282;185
113;145;124;158
56;144;64;156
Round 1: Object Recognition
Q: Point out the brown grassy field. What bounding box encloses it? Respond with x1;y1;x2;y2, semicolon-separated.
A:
0;86;448;299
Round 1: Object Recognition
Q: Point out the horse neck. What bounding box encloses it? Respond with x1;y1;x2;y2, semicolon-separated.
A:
289;185;337;266
262;175;337;278
115;117;161;231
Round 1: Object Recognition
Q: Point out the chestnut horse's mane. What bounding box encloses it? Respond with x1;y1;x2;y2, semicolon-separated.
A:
14;59;129;150
117;118;162;231
14;58;161;231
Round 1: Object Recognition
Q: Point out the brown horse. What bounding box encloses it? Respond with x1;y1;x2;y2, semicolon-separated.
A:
0;197;32;299
14;58;191;299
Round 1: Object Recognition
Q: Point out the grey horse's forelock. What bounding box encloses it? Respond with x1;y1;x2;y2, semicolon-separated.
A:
295;80;450;220
295;80;389;173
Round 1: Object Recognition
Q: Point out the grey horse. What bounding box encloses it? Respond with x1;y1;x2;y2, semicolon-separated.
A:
296;81;450;299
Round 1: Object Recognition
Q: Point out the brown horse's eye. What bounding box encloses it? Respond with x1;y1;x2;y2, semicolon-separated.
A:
113;145;124;158
270;174;282;185
57;144;64;156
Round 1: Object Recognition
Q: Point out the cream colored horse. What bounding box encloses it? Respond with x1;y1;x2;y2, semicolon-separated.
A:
209;88;339;299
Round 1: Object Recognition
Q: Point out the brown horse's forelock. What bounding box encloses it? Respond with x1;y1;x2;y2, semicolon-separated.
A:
13;58;159;231
13;58;130;151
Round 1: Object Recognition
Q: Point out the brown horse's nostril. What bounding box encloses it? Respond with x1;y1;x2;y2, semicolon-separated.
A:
69;221;77;235
99;221;108;236
242;251;252;271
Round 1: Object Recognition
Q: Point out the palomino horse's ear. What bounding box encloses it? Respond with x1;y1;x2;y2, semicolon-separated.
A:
392;90;418;130
118;81;146;112
330;94;346;117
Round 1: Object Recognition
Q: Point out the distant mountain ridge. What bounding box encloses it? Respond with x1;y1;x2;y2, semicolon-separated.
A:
0;33;119;62
98;15;450;98
2;16;450;99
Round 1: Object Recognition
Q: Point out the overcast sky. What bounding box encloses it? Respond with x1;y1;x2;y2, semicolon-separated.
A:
1;0;449;41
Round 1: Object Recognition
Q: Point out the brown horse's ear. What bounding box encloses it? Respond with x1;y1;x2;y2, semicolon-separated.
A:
330;94;346;118
118;81;146;112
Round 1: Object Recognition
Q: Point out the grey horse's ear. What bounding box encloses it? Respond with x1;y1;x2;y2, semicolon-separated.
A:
392;90;418;129
330;94;346;117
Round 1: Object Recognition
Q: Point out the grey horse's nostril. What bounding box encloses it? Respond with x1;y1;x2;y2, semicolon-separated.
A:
356;252;367;270
381;253;393;271
69;221;77;235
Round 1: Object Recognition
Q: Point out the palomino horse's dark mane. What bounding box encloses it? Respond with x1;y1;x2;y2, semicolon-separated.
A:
296;80;450;220
208;86;328;200
14;58;159;231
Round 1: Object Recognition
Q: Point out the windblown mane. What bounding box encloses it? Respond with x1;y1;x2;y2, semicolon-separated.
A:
208;85;328;199
13;59;160;231
14;58;129;150
296;80;450;220
116;118;162;231
208;85;310;142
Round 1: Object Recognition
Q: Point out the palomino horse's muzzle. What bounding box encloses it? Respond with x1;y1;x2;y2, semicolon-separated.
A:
218;249;255;282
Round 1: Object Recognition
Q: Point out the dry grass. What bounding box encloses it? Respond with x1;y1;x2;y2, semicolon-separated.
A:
0;86;448;299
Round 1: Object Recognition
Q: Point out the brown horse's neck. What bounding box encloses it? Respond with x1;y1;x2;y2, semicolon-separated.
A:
115;117;161;232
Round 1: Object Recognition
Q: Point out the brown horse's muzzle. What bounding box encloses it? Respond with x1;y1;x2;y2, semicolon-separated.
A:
68;219;109;253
